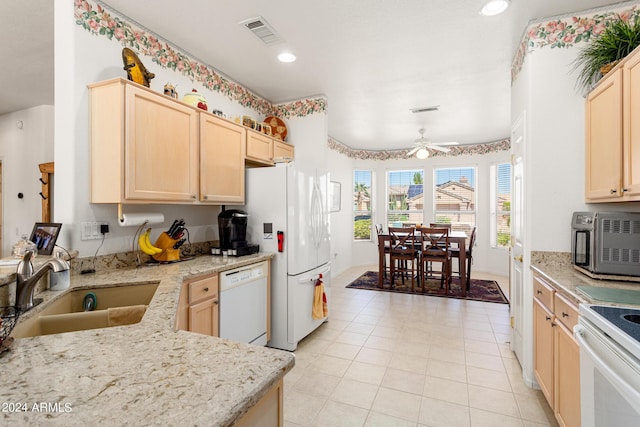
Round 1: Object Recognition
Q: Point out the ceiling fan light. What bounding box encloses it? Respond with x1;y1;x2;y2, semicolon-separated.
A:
416;148;429;159
277;52;296;63
480;0;510;16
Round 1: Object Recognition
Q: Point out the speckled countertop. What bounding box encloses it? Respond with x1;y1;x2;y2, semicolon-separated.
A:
531;251;640;306
0;253;294;426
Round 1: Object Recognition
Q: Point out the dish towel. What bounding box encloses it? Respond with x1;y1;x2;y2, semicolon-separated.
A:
312;274;328;320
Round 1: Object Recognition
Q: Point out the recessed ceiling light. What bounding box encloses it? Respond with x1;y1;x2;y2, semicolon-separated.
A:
480;0;510;16
277;52;296;63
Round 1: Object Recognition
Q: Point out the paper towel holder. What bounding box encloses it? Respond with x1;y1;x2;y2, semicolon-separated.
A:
117;204;165;227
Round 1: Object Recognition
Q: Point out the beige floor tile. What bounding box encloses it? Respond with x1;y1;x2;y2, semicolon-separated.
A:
465;351;505;372
365;411;418;427
394;341;430;357
388;352;428;374
469;407;524;427
429;335;466;351
418;396;471;427
464;330;497;343
467;366;512;392
330;378;379;409
324;342;362;360
468;385;520;418
465;339;501;356
423;375;469;406
372;387;422;423
344;361;387;385
430;345;466;364
313;400;370;427
310;355;353;377
336;331;370;346
297;337;334;356
354;313;382;325
364;335;398;351
323;318;351;332
382;368;426;395
355;347;393;366
284;389;328;426
371;325;402;339
507;371;540;397
514;392;557;425
427;359;468;383
291;371;341;397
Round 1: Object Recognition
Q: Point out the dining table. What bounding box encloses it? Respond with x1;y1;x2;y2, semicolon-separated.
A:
377;230;469;296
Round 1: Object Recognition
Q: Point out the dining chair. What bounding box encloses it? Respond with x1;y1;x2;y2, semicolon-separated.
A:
449;226;476;291
388;227;420;291
419;227;452;294
375;224;391;279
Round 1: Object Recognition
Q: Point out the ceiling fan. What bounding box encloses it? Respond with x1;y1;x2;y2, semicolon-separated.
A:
407;128;459;159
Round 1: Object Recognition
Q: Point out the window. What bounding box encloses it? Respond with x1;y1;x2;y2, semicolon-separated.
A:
387;169;424;228
353;170;372;240
434;167;476;234
491;162;511;247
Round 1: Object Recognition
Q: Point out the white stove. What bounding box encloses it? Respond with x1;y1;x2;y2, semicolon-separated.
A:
576;304;640;427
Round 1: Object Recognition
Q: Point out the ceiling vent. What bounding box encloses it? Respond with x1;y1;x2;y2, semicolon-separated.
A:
239;16;282;45
411;105;440;113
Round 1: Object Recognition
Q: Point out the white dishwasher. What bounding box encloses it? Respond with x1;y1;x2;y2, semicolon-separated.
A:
219;261;268;346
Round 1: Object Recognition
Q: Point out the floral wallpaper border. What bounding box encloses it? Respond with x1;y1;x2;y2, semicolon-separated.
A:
511;2;640;82
74;0;327;119
328;137;510;161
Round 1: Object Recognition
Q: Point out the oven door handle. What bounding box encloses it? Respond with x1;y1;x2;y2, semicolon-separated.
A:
575;324;640;409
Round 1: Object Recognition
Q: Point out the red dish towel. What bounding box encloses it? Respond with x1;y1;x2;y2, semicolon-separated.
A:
312;274;328;320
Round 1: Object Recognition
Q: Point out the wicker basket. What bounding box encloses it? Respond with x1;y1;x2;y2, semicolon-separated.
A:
0;306;20;353
600;60;621;76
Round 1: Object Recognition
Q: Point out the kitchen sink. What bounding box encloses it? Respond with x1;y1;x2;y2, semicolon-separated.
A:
11;283;159;338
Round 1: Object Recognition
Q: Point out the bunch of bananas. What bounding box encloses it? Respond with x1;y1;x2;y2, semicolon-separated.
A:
138;228;163;255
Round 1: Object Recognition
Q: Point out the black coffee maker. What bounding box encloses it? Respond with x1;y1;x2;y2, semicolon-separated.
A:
213;209;259;256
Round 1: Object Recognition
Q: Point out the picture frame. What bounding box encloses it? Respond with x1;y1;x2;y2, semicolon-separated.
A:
29;222;62;256
329;181;341;213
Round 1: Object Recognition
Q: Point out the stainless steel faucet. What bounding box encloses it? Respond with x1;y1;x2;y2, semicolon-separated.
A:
16;250;69;311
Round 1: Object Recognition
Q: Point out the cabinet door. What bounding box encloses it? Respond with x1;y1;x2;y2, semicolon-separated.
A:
585;69;623;201
554;321;581;427
534;299;554;406
273;141;294;161
623;51;640;198
125;85;199;201
189;298;219;337
246;130;274;165
200;114;246;203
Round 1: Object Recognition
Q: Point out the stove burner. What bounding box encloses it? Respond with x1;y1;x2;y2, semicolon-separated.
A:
624;314;640;325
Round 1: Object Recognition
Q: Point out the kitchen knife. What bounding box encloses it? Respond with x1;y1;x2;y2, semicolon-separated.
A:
167;219;179;236
173;238;186;249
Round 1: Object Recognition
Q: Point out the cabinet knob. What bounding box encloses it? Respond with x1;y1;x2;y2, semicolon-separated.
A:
213;299;219;305
203;287;209;292
562;312;569;318
536;289;542;295
622;188;629;193
545;316;552;321
203;195;208;200
610;189;617;194
191;194;197;199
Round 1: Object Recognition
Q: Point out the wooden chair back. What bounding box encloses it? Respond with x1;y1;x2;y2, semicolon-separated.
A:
388;227;417;255
420;227;450;258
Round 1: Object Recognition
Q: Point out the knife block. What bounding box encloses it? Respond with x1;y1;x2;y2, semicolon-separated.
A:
152;232;180;262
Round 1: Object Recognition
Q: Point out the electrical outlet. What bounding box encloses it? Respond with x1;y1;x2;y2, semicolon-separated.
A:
81;222;109;240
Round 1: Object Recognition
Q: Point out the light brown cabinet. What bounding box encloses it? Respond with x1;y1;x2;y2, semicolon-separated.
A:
200;114;246;204
176;273;219;336
89;78;199;203
532;273;580;427
586;45;640;202
234;378;283;427
246;129;294;166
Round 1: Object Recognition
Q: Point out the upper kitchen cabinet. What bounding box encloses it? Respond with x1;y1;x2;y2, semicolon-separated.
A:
586;46;640;202
246;128;295;166
89;78;198;203
200;113;246;204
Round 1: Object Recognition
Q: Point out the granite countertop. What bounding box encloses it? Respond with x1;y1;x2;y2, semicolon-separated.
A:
531;256;640;306
0;253;294;426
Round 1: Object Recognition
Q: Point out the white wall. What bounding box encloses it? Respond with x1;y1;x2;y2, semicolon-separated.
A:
52;2;313;257
326;148;512;277
0;105;54;256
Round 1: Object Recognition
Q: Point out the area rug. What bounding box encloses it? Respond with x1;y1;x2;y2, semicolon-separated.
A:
346;271;509;304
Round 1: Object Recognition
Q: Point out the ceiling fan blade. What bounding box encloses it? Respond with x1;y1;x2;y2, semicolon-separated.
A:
407;146;421;156
433;141;459;146
428;145;451;153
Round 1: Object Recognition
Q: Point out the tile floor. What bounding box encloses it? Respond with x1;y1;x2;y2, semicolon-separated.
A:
283;265;558;427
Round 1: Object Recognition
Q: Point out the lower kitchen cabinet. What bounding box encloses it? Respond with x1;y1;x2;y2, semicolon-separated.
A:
532;273;580;427
176;273;219;336
234;378;283;427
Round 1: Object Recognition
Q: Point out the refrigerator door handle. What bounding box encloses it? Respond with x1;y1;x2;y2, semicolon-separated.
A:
310;181;322;248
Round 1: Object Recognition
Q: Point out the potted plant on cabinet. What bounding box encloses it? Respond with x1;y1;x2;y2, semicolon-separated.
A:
574;15;640;93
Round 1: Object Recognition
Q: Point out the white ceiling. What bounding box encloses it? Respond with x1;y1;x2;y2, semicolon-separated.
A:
0;0;626;150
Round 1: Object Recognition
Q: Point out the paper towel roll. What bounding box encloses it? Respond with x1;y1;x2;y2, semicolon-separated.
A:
118;213;165;227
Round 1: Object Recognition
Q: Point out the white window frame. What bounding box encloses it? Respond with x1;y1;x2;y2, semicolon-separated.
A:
386;169;425;228
353;169;373;242
433;166;477;232
490;162;511;248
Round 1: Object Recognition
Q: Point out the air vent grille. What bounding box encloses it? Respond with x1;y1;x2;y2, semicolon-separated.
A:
411;105;440;113
239;16;282;45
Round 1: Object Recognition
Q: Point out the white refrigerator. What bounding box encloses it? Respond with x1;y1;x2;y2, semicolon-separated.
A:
244;162;330;351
